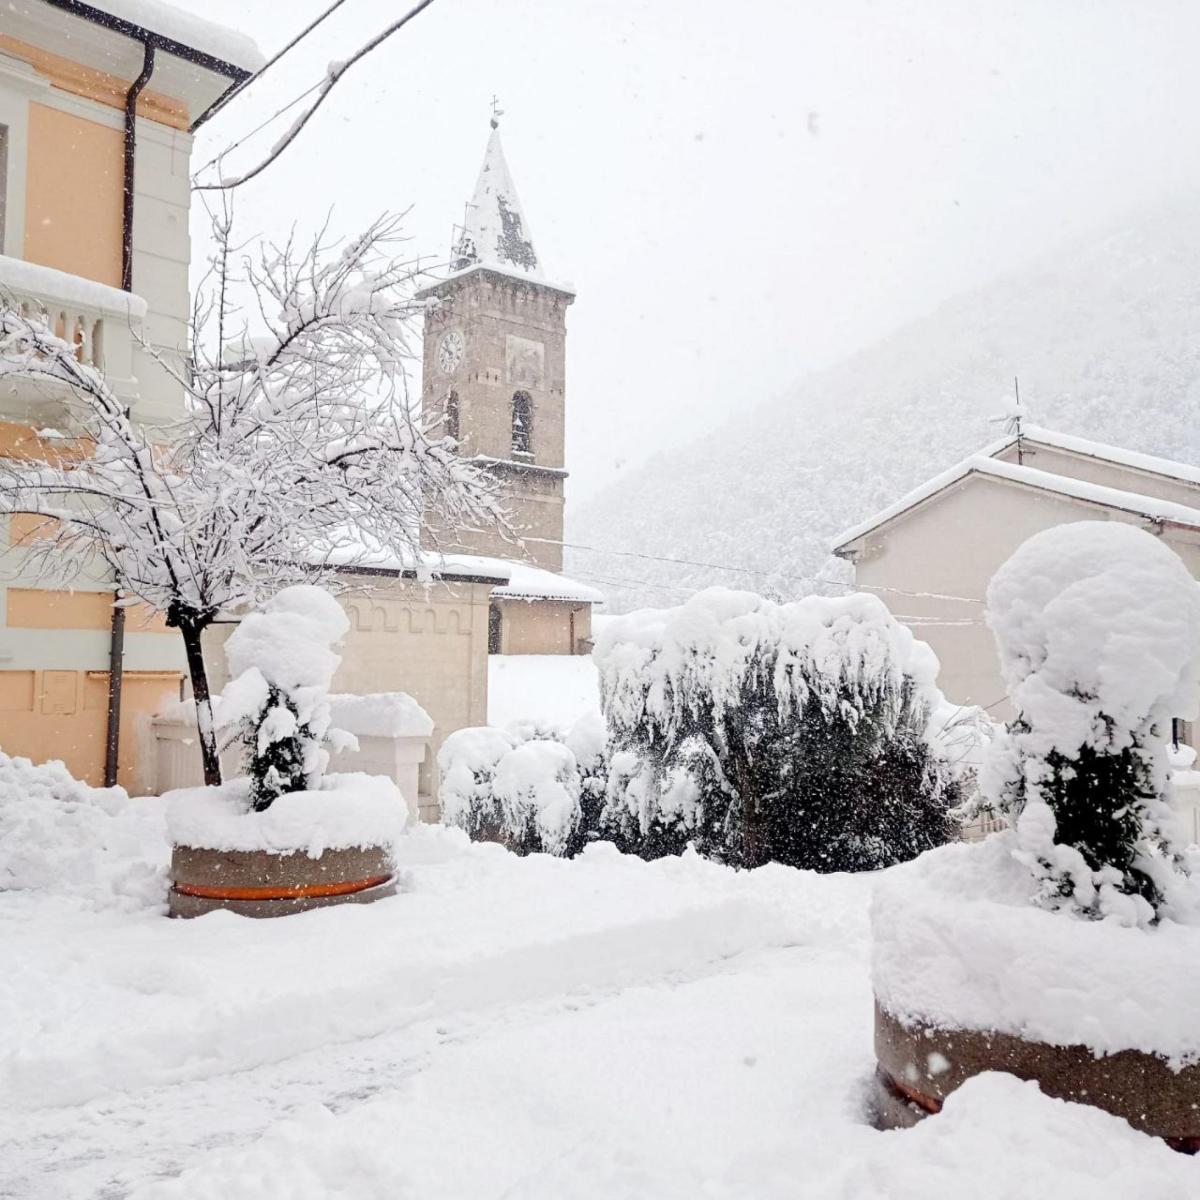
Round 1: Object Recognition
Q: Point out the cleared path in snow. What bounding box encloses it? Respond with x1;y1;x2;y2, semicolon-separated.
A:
3;831;1196;1198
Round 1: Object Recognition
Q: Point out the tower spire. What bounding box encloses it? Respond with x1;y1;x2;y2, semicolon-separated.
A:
451;115;540;277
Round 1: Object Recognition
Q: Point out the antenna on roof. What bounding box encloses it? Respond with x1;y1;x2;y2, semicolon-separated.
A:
1011;376;1024;465
989;375;1026;465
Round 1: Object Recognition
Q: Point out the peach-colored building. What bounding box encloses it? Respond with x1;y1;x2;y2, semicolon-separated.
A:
832;426;1200;748
1;26;602;803
0;0;261;791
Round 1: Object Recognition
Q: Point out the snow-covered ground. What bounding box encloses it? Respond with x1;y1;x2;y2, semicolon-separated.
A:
488;654;600;729
3;800;1198;1198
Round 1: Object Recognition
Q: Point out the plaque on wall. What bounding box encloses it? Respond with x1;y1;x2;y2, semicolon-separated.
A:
505;335;545;389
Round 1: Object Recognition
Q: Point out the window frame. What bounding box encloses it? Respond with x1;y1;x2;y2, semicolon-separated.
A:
0;53;47;259
511;389;534;458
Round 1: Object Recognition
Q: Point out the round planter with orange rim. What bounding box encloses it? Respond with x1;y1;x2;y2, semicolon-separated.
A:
871;836;1200;1153
164;773;408;919
169;842;396;918
872;1001;1200;1152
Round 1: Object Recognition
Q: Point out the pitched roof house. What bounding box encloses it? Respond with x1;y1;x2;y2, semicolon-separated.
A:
831;426;1200;742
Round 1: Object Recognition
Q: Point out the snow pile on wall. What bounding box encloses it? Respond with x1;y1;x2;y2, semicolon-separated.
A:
872;835;1200;1062
328;693;433;739
0;751;167;909
165;774;407;857
983;521;1200;924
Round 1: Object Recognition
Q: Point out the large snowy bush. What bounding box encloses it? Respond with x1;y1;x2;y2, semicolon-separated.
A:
983;521;1200;925
438;719;596;856
595;588;961;871
221;586;356;812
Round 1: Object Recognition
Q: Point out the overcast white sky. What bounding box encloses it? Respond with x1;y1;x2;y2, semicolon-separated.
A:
183;0;1200;503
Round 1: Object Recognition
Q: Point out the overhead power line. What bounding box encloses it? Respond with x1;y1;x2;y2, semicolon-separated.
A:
526;536;985;606
193;0;352;131
194;0;442;192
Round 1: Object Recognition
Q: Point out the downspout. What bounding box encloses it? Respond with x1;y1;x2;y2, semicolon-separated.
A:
104;39;155;788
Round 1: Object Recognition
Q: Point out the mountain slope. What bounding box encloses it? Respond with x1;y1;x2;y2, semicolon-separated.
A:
567;199;1200;610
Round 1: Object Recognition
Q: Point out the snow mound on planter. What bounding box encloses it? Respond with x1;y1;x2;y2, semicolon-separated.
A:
0;750;167;909
986;521;1200;752
872;834;1200;1063
166;773;407;858
225;584;349;695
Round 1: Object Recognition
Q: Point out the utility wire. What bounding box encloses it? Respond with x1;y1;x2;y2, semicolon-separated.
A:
527;536;985;606
194;0;442;192
193;0;352;131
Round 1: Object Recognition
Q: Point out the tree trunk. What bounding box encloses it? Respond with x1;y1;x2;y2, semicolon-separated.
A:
177;613;221;787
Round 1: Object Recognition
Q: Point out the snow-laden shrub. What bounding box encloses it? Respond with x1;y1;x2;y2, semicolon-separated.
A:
493;740;582;856
221;586;357;812
0;750;167;908
595;587;960;871
439;717;602;855
438;726;517;839
565;711;610;838
983;521;1200;926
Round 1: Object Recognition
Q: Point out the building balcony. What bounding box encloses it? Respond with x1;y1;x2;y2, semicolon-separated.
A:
0;253;146;422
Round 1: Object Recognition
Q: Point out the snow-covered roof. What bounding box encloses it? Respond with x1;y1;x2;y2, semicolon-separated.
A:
417;260;576;300
1016;425;1200;487
322;538;603;604
79;0;264;72
451;125;543;279
832;454;1200;552
453;555;604;604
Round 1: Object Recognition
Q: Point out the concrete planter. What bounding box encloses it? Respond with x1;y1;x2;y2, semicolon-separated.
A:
873;1001;1200;1153
169;842;396;919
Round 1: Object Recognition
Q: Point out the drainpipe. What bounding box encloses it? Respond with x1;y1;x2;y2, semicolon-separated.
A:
104;40;155;788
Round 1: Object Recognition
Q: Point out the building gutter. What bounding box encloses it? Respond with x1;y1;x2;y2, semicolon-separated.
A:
36;0;254;131
103;35;154;788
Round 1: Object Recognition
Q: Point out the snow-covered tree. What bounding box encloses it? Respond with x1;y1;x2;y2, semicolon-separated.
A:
0;213;501;785
595;588;960;870
220;586;355;811
983;521;1200;925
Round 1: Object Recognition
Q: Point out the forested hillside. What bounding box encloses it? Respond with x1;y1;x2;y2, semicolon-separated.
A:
568;199;1200;610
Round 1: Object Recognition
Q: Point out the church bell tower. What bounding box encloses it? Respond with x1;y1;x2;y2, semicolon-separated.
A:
417;116;575;572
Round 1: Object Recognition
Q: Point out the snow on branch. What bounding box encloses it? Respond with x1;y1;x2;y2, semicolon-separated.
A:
0;212;504;784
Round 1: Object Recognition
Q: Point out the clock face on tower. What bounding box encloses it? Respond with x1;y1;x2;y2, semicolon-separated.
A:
437;330;465;375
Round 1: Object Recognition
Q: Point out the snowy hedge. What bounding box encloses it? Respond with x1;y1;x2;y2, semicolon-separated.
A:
439;717;600;856
982;521;1200;925
594;588;962;871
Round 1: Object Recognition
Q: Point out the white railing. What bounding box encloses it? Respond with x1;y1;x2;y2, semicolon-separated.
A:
0;254;146;408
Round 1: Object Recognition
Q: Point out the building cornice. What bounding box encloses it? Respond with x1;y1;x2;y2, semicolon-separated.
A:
469;453;569;479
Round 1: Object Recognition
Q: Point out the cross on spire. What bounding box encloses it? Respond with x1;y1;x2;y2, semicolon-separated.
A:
490;94;503;130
